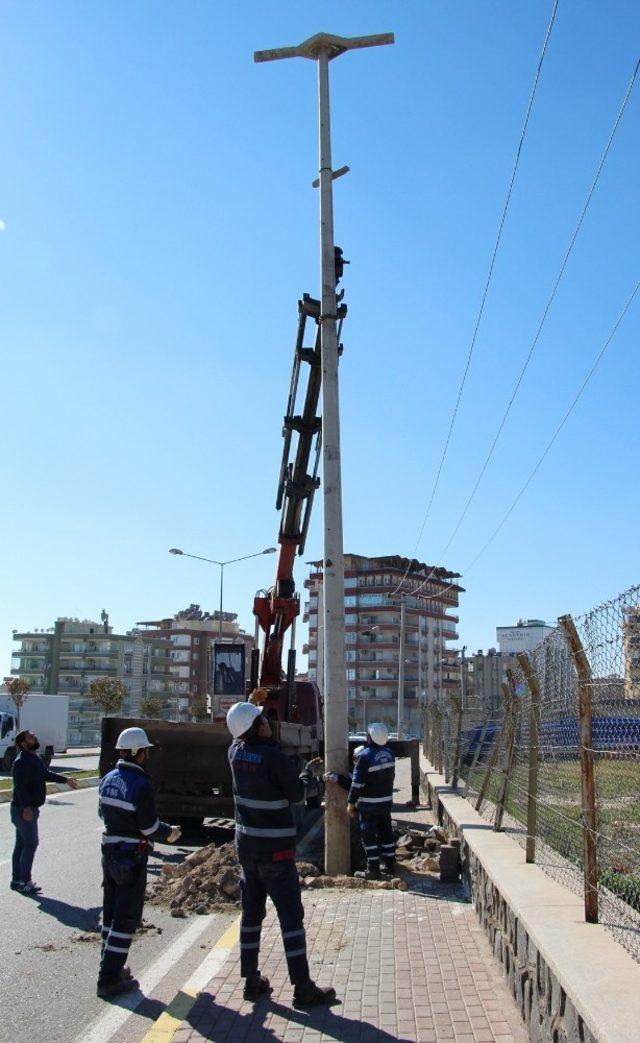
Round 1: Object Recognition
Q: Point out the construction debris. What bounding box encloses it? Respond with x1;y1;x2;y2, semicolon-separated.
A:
150;822;457;916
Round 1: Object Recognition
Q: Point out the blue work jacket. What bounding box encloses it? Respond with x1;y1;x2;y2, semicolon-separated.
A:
98;760;171;852
347;743;395;812
229;737;306;862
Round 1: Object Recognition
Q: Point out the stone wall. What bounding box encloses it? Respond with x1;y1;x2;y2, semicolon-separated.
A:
423;774;599;1043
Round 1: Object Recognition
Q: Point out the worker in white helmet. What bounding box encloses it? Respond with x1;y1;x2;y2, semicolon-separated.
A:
97;727;181;999
346;722;396;880
226;700;336;1007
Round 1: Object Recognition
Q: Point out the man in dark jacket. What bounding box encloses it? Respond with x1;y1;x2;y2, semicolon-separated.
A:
227;700;336;1006
97;726;181;999
11;729;79;894
347;722;396;880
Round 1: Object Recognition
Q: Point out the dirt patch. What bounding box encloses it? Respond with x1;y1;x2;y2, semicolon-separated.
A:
150;825;455;916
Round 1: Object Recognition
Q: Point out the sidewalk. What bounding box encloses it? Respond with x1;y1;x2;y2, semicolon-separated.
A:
163;758;527;1043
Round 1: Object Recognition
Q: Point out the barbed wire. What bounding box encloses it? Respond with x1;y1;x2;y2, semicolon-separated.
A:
426;580;640;962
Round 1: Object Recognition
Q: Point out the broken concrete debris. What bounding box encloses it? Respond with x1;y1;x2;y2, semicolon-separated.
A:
150;824;458;916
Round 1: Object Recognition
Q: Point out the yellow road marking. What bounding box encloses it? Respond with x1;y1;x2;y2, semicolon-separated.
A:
139;917;240;1043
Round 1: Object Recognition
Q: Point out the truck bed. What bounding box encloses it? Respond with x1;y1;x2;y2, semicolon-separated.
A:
100;716;320;823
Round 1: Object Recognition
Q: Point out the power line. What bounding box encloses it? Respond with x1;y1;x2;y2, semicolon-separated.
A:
436;54;640;560
465;277;640;573
391;0;561;596
404;50;640;601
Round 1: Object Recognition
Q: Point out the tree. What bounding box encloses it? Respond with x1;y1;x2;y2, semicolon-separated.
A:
140;695;165;719
87;677;126;715
3;676;30;728
191;695;209;721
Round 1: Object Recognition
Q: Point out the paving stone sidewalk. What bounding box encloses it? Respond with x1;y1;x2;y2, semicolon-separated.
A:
172;761;528;1043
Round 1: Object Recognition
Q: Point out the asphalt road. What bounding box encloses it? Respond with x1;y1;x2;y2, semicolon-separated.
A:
0;788;236;1043
51;753;100;773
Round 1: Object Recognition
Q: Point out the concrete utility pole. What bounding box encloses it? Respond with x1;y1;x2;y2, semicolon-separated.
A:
255;31;394;876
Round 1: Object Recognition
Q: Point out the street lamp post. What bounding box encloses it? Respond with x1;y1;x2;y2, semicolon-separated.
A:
169;547;276;715
255;31;394;876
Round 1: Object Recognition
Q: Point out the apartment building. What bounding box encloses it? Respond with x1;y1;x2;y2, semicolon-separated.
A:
136;604;254;713
466;648;518;718
304;554;463;736
11;616;176;746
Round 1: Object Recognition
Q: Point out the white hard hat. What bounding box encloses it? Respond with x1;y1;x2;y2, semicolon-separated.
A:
368;722;389;746
116;727;153;754
353;745;365;758
226;701;263;739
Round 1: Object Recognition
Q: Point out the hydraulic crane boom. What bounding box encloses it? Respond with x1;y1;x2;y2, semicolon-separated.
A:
252;285;347;718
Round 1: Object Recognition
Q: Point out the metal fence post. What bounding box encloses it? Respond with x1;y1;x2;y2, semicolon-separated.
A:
517;652;540;863
475;685;509;814
494;671;517;832
451;695;463;790
559;613;598;924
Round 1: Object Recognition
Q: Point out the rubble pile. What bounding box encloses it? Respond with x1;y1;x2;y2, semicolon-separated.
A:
150;824;455;916
391;824;449;874
150;841;242;916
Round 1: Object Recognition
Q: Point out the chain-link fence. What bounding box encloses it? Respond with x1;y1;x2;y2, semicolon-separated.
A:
424;582;640;963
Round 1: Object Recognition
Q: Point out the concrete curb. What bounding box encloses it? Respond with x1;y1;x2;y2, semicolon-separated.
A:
54;749;100;759
422;759;640;1043
0;775;99;804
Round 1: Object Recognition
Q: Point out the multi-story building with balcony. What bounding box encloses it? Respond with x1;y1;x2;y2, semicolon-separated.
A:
11;616;176;746
304;554;463;736
136;604;254;714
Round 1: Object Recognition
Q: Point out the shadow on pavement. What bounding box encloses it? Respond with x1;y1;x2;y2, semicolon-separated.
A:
28;894;102;931
185;992;414;1042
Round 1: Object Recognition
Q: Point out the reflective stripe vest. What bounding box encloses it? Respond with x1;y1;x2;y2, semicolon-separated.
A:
228;737;305;861
99;760;171;850
347;743;395;811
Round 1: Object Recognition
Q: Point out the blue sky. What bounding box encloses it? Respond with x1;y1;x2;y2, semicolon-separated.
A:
1;1;639;678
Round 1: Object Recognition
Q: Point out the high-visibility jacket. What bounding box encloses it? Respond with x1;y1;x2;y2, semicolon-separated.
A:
98;760;172;851
228;737;306;861
347;743;395;812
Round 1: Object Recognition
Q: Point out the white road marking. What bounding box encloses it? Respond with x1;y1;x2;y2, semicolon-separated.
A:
184;939;234;994
78;913;220;1043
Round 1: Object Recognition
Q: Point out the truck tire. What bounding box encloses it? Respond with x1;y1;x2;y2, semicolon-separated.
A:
3;747;16;772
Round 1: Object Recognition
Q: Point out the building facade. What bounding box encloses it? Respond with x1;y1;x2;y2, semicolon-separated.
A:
496;619;554;656
11;616;177;746
136;604;254;715
466;648;518;718
304;554;463;737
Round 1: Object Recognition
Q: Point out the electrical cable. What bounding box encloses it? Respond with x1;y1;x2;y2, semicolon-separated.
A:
435;54;640;562
405;53;640;603
391;0;561;597
465;277;640;572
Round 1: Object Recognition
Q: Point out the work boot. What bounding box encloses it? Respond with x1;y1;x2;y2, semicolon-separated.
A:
20;882;42;895
97;974;140;999
354;865;380;881
243;974;271;1000
381;860;397;877
293;981;337;1007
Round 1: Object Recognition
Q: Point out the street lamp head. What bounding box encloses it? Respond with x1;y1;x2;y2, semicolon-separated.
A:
263;547;277;554
254;32;394;64
169;548;183;555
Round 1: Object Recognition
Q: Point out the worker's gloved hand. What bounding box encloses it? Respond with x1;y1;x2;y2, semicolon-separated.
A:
323;772;339;783
347;803;358;819
67;777;80;790
305;757;324;777
166;826;182;844
248;688;268;706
